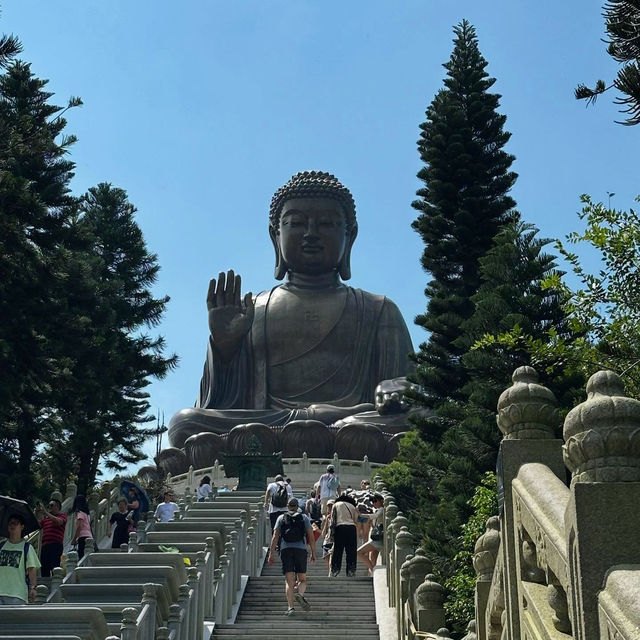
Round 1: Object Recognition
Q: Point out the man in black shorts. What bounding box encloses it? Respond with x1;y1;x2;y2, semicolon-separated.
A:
268;497;316;616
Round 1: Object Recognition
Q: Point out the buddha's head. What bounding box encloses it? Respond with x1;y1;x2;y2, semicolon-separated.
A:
269;171;358;280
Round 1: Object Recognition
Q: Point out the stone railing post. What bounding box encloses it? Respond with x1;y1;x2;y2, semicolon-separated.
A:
563;370;640;639
219;554;230;622
213;567;223;623
34;584;48;604
128;531;139;552
388;513;408;607
496;366;564;640
119;607;138;640
187;566;201;638
473;515;500;640
414;574;446;634
167;603;183;639
65;550;78;576
178;583;191;640
405;549;433;637
394;525;414;638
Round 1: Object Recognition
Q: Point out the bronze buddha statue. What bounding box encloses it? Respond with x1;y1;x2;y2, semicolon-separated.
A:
163;171;415;468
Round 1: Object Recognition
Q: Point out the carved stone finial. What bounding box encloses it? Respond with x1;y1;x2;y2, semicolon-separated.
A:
497;366;558;439
408;548;433;582
473;515;501;580
462;620;477;640
415;574;445;608
121;607;138;625
395;525;414;550
563;370;640;483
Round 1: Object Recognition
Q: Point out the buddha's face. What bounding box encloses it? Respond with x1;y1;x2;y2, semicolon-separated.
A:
278;197;349;276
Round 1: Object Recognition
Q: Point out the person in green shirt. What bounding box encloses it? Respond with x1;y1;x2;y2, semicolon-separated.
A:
0;514;41;604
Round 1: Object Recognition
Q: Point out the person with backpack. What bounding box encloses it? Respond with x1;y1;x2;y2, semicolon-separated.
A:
264;474;292;531
0;514;41;604
268;497;316;617
305;489;322;527
317;464;341;516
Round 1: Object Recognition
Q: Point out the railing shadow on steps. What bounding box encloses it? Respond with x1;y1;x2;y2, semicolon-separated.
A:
472;366;640;640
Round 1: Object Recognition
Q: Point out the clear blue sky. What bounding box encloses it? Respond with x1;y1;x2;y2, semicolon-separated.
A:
3;1;638;472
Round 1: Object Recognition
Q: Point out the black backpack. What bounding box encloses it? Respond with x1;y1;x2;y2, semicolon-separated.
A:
309;500;322;522
281;513;306;542
271;482;289;508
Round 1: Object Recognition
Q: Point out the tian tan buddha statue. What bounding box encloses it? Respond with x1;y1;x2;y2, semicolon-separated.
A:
158;171;416;474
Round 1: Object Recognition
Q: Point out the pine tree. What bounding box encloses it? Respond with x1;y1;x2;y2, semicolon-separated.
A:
411;20;517;429
575;1;640;125
0;60;79;497
46;184;178;493
416;218;581;633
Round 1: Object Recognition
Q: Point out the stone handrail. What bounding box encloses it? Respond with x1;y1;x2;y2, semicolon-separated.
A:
598;566;640;639
166;453;383;493
512;462;569;591
472;367;640;640
19;485;266;640
371;476;452;639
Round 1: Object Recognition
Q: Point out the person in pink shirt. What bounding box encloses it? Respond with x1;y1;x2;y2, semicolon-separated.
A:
71;495;93;559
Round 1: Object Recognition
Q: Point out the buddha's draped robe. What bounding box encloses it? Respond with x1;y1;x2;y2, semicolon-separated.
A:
168;285;413;448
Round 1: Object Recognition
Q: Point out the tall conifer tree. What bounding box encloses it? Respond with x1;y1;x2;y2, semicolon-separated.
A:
411;20;517;433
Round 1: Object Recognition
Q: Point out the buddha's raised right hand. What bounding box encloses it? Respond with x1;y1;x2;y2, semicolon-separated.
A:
207;270;254;362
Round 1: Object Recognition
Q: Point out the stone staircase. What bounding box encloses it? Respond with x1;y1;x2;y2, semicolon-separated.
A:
212;541;380;640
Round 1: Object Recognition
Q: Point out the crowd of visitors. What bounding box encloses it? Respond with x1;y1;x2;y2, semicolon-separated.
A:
267;464;385;616
1;466;384;617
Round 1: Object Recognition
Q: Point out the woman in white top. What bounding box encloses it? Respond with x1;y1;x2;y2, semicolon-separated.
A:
357;493;385;574
330;494;359;577
197;475;213;502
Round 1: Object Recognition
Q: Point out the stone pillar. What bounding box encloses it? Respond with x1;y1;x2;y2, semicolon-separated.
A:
473;515;500;640
563;370;640;639
462;620;477;640
414;574;446;633
167;603;182;638
128;531;139;552
120;607;138;640
388;514;409;607
219;554;230;622
66;551;78;576
496;366;564;640
141;584;157;637
50;566;65;594
394;526;414;639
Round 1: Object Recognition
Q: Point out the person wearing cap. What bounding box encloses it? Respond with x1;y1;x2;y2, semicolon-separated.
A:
268;497;316;617
0;514;41;604
317;464;341;516
264;474;293;531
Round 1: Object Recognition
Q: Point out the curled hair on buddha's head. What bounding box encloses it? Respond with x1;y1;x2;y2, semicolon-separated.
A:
269;170;358;281
269;171;357;232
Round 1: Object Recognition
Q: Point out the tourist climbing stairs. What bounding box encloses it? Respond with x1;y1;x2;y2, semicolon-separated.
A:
212;544;380;640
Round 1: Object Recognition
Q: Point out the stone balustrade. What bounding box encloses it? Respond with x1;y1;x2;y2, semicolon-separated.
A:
0;486;266;640
369;476;452;639
166;452;384;494
472;367;640;640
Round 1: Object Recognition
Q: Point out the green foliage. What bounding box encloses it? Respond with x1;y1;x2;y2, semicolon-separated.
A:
410;18;516;413
0;53;175;497
575;1;640;125
444;473;498;632
476;195;640;396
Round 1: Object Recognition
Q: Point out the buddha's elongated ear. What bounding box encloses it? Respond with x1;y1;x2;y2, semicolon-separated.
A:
338;222;358;281
269;225;287;280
